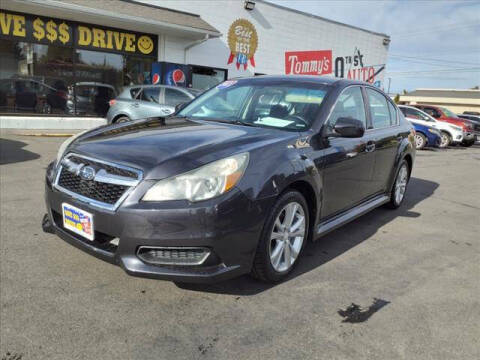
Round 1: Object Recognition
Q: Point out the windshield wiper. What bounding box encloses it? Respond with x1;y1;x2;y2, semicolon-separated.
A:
232;120;256;127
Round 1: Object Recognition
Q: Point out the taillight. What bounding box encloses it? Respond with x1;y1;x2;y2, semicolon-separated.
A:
109;99;116;107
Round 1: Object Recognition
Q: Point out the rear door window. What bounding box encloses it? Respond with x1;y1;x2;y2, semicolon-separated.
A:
140;87;160;103
366;88;391;129
130;87;141;98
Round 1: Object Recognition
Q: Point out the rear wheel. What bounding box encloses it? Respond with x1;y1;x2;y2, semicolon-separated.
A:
414;133;427;150
114;116;130;123
439;131;451;148
251;191;309;283
387;160;409;209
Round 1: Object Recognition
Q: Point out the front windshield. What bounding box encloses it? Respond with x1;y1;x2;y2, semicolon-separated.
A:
177;79;329;131
440;107;459;118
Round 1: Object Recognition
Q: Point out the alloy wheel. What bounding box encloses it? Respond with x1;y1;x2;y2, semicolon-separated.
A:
269;202;306;272
394;164;408;205
440;133;449;148
414;134;424;149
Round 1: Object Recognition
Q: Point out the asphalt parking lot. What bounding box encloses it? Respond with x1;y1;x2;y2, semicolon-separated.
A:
1;133;479;360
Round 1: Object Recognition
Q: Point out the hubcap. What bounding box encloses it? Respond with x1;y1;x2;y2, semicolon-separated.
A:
440;134;449;147
394;165;408;204
269;202;306;272
415;135;423;149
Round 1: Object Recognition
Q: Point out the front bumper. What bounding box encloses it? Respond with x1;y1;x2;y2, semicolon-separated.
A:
44;175;274;283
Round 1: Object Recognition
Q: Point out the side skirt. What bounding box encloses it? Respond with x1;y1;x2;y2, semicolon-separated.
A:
316;194;390;238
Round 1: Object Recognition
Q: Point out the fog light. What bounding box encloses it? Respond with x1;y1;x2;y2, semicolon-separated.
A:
137;247;210;266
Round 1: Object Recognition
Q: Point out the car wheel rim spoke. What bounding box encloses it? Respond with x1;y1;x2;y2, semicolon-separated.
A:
395;165;408;204
269;201;306;272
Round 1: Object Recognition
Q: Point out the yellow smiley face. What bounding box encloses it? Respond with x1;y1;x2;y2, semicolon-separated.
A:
137;35;154;54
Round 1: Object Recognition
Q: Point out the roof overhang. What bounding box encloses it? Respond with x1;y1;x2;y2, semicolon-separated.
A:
2;0;222;40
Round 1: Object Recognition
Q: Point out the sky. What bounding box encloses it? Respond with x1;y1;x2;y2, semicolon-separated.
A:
267;0;480;94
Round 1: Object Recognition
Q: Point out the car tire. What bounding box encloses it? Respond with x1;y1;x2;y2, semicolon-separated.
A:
386;160;410;209
439;131;451;148
461;138;475;147
414;133;427;150
251;190;309;283
114;116;130;123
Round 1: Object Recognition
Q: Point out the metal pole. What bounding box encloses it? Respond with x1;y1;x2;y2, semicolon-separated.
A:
387;77;391;94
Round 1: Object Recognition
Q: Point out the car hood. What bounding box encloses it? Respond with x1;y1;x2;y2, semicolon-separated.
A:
67;117;298;180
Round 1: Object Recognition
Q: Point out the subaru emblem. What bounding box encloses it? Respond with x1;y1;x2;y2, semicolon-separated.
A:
79;166;96;181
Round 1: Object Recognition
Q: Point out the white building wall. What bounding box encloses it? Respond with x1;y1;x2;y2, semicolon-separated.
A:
149;0;390;87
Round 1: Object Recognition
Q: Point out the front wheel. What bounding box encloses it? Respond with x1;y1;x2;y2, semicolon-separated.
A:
439;131;451;148
386;160;410;209
251;191;309;283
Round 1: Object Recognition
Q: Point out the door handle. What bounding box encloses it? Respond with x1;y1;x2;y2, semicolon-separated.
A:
131;102;140;108
365;141;376;152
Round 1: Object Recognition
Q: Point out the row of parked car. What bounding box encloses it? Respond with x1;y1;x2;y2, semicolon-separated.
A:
105;83;480;151
398;105;480;149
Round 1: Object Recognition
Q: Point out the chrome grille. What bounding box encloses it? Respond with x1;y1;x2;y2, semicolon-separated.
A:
58;170;128;205
54;153;142;211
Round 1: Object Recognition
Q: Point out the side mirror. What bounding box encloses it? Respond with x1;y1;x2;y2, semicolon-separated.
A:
174;102;186;113
332;117;365;138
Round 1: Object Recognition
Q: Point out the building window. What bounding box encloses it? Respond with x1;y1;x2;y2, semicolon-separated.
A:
0;39;153;116
191;65;227;90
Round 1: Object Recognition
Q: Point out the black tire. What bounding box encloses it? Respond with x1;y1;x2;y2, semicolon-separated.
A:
414;133;427;150
386;160;410;209
251;190;309;283
439;131;451;148
462;138;475;147
114;116;130;123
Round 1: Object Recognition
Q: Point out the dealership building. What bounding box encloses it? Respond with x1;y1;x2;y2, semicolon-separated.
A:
0;0;390;129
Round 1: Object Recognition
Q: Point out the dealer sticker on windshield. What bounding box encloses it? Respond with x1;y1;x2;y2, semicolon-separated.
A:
217;80;237;89
62;203;94;241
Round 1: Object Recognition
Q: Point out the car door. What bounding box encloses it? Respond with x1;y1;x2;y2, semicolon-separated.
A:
365;88;401;193
131;87;167;119
317;86;377;218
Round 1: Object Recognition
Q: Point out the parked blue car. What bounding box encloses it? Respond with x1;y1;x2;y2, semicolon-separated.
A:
409;121;442;150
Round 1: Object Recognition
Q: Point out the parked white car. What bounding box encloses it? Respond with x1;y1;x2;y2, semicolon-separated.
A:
399;105;463;147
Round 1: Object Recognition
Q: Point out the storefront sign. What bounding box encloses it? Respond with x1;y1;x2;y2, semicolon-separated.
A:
227;19;258;70
285;50;332;75
334;48;383;84
0;10;157;56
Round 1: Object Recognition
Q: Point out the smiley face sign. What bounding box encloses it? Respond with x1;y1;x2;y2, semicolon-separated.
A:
137;35;154;54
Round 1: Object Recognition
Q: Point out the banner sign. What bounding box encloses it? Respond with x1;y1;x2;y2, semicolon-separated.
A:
0;10;157;56
227;19;258;70
285;50;332;76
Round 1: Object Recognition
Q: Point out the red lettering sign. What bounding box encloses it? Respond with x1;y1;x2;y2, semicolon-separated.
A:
285;50;332;75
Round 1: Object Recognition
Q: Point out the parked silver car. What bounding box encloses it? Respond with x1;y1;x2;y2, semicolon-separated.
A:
106;85;201;124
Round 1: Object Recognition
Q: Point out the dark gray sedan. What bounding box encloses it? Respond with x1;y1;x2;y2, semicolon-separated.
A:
43;76;415;283
106;85;201;124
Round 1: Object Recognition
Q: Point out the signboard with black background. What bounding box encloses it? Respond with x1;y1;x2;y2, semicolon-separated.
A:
0;10;157;57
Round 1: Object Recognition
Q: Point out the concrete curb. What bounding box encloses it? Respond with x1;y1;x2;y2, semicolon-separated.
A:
0;116;107;130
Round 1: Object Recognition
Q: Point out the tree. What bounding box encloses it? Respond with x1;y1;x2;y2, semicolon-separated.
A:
394;94;400;104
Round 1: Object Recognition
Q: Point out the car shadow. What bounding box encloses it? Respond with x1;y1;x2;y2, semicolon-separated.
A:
0;138;41;165
176;177;439;296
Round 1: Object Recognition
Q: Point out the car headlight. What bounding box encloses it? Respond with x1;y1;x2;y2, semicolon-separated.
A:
56;129;90;165
143;153;249;202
